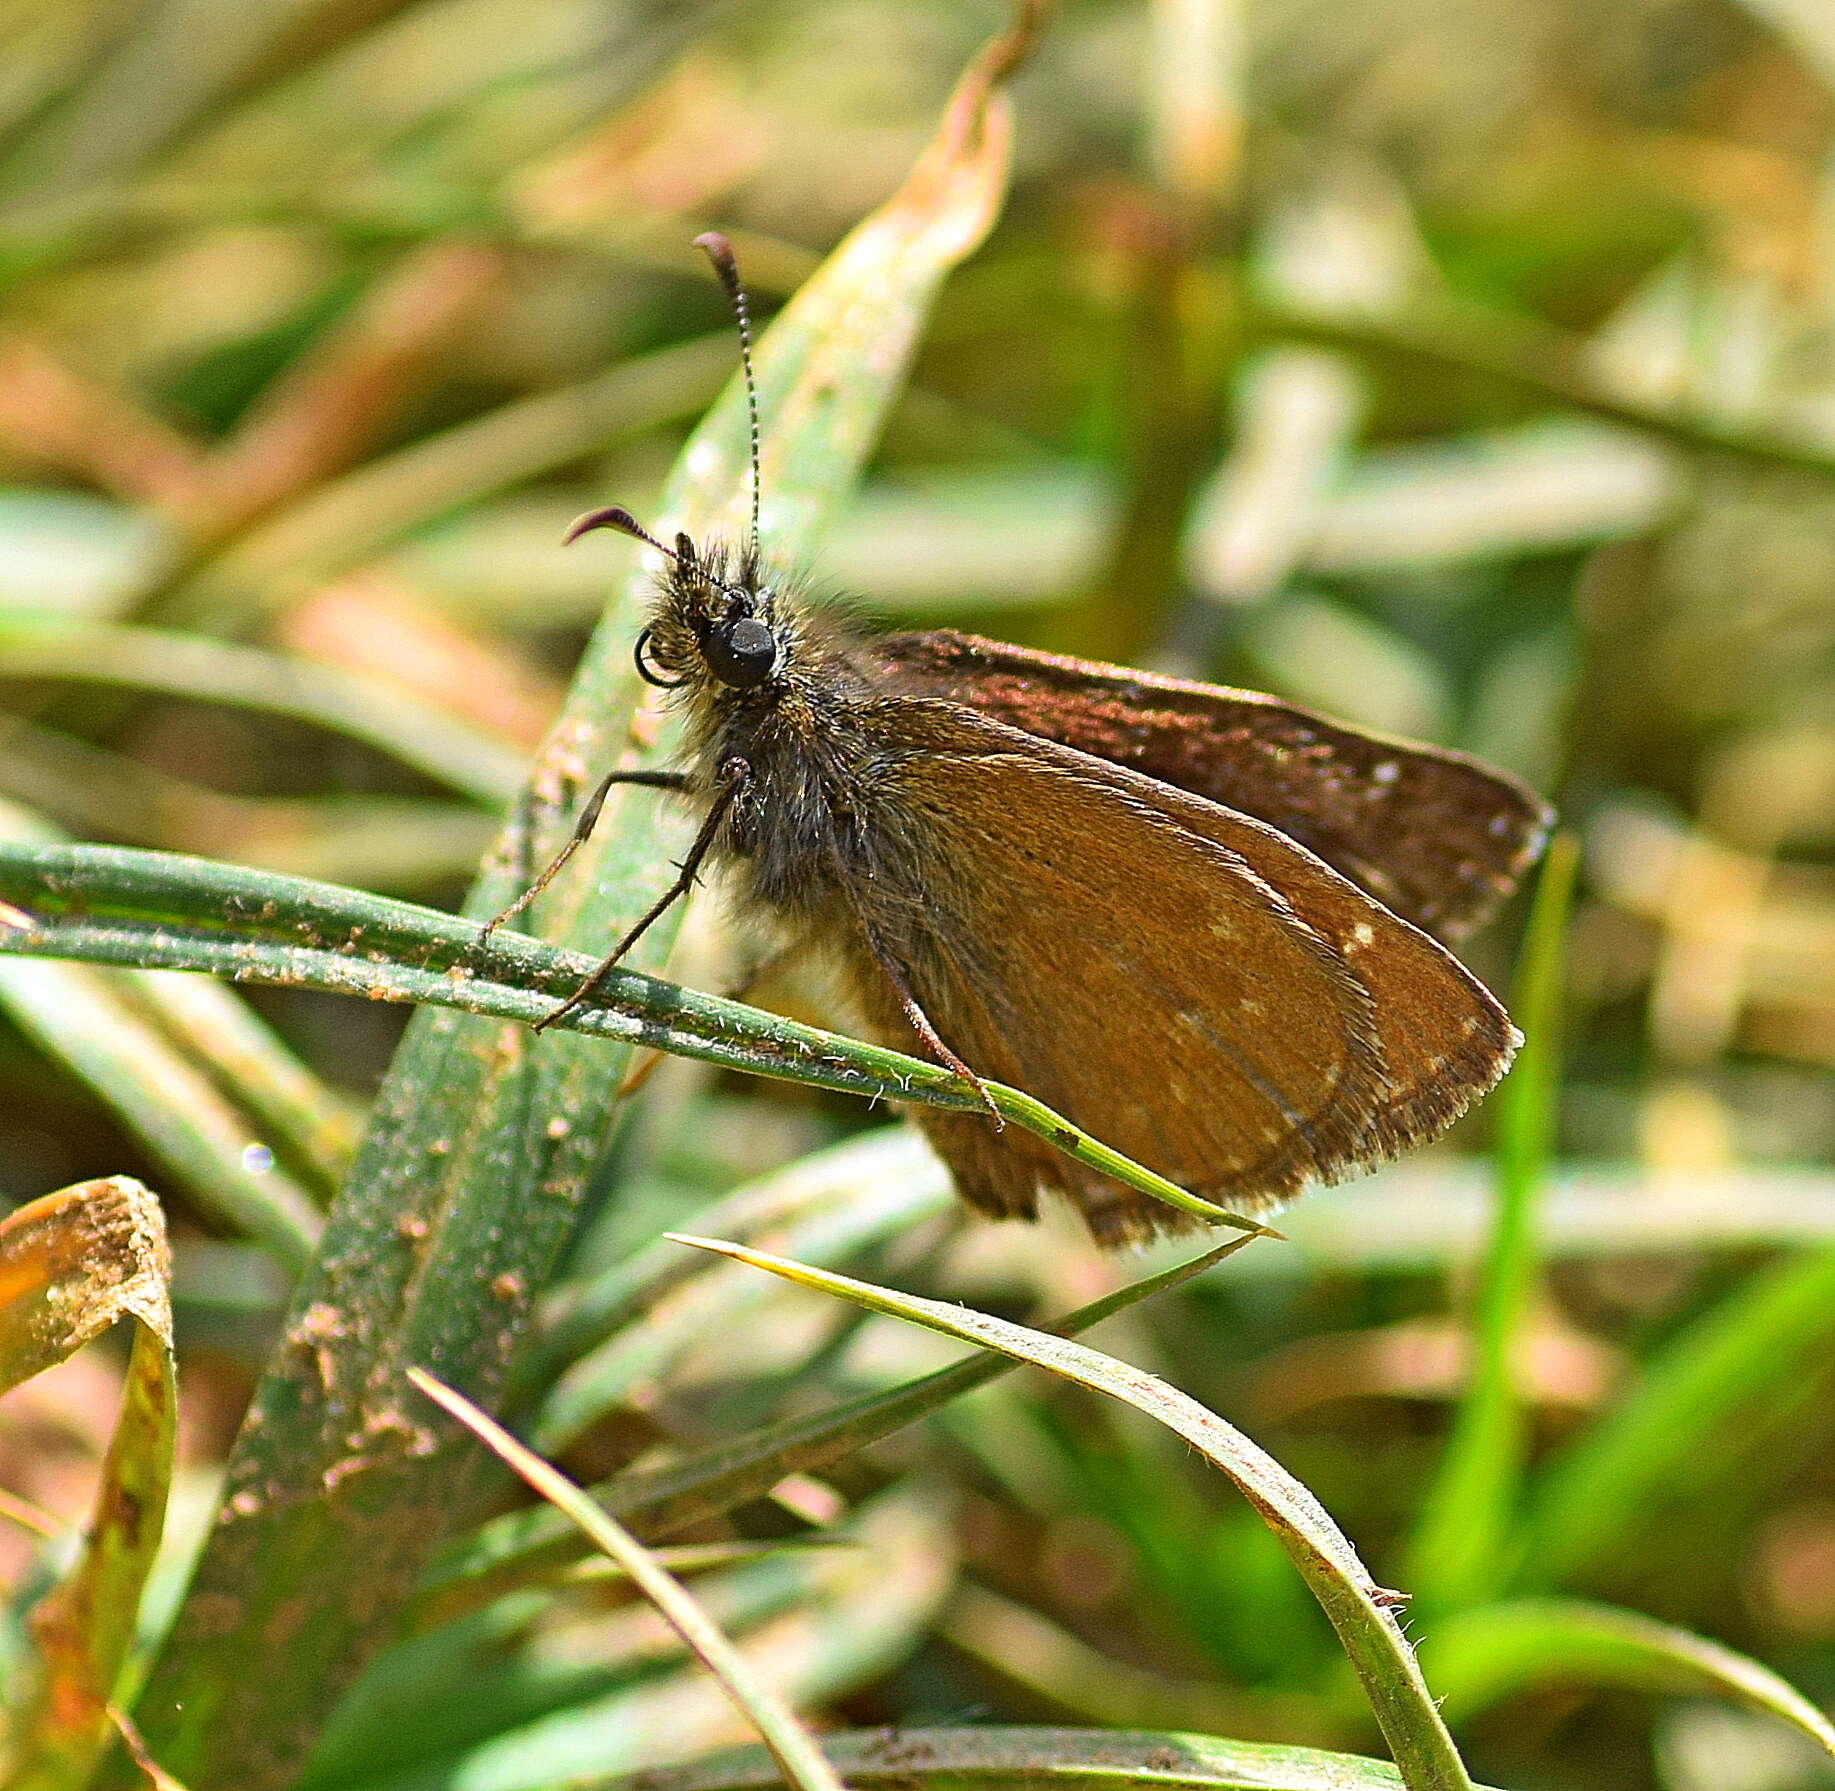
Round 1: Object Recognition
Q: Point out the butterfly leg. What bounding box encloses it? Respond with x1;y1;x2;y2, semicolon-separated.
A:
858;923;1002;1128
534;757;749;1033
605;909;797;1109
481;768;692;944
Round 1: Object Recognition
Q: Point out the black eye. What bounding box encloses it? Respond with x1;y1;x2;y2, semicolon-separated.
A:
704;615;778;687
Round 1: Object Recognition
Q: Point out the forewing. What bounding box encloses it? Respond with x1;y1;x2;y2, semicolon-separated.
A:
872;630;1551;943
844;700;1516;1244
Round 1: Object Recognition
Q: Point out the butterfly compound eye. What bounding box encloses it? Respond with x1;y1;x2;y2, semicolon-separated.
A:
704;615;778;688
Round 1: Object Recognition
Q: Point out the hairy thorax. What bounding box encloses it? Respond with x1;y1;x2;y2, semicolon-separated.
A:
675;632;913;929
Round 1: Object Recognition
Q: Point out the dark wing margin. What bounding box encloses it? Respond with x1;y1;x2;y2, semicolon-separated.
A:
871;630;1552;944
839;699;1518;1244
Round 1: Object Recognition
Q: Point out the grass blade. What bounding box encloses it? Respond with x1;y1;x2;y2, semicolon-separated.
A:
0;840;1268;1235
153;335;734;627
0;810;325;1267
1511;1242;1835;1591
0;954;324;1270
120;967;356;1193
666;1236;1476;1791
528;1127;955;1383
1406;833;1578;1609
1424;1597;1835;1759
601;1726;1513;1791
414;1220;1257;1625
1;1178;177;1791
1250;288;1835;483
533;1165;954;1454
0;617;524;803
407;1369;847;1791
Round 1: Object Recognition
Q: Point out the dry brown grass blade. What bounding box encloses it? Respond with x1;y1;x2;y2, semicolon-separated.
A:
0;1178;178;1791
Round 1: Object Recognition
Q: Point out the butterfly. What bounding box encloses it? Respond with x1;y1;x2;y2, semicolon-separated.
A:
495;235;1552;1246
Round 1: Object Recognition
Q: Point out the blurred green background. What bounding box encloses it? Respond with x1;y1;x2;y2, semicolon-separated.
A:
1;1;1833;1788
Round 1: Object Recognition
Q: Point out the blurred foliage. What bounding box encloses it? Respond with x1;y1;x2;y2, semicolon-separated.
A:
1;0;1834;1788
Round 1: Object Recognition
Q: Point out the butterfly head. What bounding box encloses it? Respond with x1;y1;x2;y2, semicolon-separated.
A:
565;233;797;701
560;506;788;696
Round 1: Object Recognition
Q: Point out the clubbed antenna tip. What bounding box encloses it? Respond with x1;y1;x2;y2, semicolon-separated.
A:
694;231;740;285
564;504;657;549
563;504;749;606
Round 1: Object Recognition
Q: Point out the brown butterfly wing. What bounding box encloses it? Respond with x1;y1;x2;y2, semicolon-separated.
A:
871;630;1551;944
840;699;1517;1244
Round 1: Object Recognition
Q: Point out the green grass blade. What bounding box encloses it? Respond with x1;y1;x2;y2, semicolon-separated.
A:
0;0;426;202
111;20;1035;1788
533;1164;954;1454
0;811;326;1267
0;840;1264;1234
0;617;524;803
0;797;367;1198
1511;1241;1835;1591
363;1489;952;1789
1241;1161;1835;1270
413;1220;1256;1626
667;1236;1477;1791
527;1127;954;1384
1423;1597;1835;1759
599;1727;1514;1791
1249;288;1835;483
408;1369;847;1791
0;954;325;1270
1405;832;1578;1610
155;334;734;628
121;967;356;1194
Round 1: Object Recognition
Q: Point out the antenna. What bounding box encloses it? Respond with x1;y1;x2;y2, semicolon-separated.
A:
694;232;762;559
564;504;679;559
564;504;746;605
